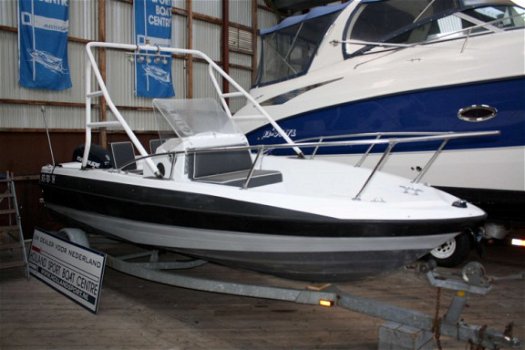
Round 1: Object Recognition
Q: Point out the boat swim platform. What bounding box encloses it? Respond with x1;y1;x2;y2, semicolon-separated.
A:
1;239;523;349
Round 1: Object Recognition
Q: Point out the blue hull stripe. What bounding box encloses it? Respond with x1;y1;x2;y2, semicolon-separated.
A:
247;77;525;155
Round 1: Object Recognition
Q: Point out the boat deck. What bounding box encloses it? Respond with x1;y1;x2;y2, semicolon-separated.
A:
1;242;524;349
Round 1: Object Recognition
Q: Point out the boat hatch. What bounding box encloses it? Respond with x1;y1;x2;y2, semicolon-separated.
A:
343;0;525;57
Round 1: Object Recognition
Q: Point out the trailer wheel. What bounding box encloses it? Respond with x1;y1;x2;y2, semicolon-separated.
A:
430;232;471;267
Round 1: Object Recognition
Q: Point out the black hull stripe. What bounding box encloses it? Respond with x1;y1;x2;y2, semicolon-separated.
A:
41;173;485;238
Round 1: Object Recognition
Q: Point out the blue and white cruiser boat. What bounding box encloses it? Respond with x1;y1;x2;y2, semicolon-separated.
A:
235;0;525;220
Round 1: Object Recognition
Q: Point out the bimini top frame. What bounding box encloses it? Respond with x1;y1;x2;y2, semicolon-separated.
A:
81;42;303;177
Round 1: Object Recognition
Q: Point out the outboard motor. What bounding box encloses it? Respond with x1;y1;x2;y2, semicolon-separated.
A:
72;144;112;169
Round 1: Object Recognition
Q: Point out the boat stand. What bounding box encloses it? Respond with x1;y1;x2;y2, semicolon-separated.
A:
60;228;521;349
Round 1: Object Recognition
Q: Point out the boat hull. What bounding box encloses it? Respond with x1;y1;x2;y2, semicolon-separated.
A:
243;77;525;216
310;146;525;221
47;204;457;281
41;172;484;282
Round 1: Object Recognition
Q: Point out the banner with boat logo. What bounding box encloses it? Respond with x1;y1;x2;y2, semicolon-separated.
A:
18;0;72;90
133;0;175;98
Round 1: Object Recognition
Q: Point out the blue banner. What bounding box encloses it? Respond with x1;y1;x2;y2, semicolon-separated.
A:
134;0;175;98
18;0;72;90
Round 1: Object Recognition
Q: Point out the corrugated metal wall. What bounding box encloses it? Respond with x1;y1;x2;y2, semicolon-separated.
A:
172;0;186;10
192;20;221;61
258;5;279;29
172;14;187;47
0;104;85;129
193;62;221;99
0;0;279;131
70;0;98;40
230;0;252;27
106;0;133;44
257;2;279;67
229;68;253;113
230;52;252;67
192;0;221;18
0;0;18;27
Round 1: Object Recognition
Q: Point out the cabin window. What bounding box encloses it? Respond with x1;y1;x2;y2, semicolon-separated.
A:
255;11;342;87
344;1;524;57
345;0;454;44
388;6;525;43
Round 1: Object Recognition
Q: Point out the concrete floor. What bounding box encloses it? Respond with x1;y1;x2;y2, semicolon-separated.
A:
1;242;524;350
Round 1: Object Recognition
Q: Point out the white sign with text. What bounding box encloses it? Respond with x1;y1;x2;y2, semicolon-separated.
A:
28;229;106;313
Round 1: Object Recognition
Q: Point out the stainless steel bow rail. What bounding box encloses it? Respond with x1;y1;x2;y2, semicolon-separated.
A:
119;130;499;198
57;228;521;349
293;130;499;199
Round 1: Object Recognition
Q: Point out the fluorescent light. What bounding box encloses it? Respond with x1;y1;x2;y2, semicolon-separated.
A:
511;238;525;247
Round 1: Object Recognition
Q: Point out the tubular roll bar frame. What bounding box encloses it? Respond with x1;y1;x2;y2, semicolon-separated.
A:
82;42;302;177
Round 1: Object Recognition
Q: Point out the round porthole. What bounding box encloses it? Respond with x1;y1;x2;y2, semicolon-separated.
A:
457;105;497;122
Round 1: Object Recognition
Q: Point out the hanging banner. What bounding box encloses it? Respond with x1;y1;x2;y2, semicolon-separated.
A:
133;0;175;98
18;0;72;90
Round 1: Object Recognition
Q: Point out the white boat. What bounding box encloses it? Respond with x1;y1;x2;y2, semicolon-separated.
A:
234;0;525;220
40;42;491;282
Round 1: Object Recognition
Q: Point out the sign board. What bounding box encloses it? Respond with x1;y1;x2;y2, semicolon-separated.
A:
28;229;106;313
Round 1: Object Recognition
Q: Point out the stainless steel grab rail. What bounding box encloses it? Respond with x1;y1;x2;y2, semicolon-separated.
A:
119;130;500;198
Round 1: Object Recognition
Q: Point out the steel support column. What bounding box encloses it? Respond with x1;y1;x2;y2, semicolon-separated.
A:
97;0;107;148
221;0;230;98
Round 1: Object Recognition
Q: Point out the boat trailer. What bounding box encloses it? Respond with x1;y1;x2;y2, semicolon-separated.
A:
60;228;521;350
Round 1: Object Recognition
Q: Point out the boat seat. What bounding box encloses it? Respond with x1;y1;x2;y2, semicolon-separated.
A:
187;148;282;188
194;169;283;188
149;138;167;154
110;141;141;173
